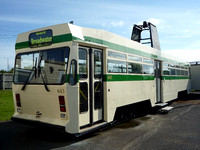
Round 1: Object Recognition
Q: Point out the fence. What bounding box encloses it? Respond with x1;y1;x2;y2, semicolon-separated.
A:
0;73;13;90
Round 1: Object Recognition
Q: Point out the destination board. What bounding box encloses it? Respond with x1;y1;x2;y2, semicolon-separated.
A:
29;29;52;48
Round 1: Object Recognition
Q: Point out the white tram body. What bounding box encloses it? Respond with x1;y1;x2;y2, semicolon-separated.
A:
12;23;190;135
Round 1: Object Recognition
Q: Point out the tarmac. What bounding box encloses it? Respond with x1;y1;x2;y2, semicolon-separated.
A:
1;93;200;150
55;93;200;150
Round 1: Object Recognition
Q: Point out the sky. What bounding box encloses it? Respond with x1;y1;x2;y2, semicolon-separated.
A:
0;0;200;70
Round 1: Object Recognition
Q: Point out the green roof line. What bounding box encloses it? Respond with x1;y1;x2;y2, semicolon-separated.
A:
15;32;188;66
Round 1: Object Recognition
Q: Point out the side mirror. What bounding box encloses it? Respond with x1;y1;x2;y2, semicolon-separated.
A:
69;59;77;85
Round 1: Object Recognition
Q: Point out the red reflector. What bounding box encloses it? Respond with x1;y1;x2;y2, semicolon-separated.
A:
59;96;66;112
15;93;21;107
60;107;66;112
59;96;65;105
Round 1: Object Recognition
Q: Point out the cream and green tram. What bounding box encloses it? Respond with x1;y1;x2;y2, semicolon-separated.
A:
12;23;190;135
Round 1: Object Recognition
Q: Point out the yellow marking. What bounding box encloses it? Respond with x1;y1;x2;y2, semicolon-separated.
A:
94;82;101;92
79;88;88;101
107;75;112;80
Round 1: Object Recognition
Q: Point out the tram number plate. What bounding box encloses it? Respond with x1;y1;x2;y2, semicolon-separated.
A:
57;89;64;94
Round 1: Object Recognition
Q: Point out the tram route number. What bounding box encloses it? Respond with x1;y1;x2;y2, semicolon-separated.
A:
57;88;65;94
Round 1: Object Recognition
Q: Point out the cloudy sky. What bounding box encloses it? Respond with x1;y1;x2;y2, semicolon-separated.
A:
0;0;200;70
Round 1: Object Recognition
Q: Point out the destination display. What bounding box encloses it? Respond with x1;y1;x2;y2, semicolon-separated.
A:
29;29;52;48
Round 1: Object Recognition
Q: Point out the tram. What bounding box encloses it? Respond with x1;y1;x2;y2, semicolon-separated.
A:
12;22;190;135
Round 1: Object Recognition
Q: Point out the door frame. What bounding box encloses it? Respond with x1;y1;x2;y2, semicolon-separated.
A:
154;60;162;103
79;46;104;128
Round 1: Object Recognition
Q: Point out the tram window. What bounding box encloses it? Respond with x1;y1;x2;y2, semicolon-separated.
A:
128;55;142;62
94;51;102;79
169;64;175;68
181;66;185;69
14;47;69;84
181;70;185;76
80;82;88;113
185;70;188;76
163;68;170;75
94;82;102;110
79;48;87;79
177;69;181;75
69;60;77;85
107;59;127;73
163;63;168;68
143;64;154;74
41;48;69;84
170;68;176;75
163;63;170;75
108;51;126;60
143;58;153;64
21;53;38;69
14;52;39;83
128;62;142;74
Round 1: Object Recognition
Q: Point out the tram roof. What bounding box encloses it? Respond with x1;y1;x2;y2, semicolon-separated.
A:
15;23;189;66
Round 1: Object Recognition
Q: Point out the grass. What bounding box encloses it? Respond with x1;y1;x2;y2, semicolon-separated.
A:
0;90;14;121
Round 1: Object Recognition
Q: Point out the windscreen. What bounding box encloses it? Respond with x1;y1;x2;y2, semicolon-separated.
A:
14;47;70;85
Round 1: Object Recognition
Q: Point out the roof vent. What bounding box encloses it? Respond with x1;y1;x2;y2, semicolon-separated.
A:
69;21;74;24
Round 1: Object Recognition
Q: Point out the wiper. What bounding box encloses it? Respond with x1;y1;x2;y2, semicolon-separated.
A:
40;70;50;92
38;55;43;78
21;57;37;91
38;55;50;92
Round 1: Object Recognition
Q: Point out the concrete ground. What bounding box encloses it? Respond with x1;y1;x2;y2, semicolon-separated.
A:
57;93;200;150
1;93;200;150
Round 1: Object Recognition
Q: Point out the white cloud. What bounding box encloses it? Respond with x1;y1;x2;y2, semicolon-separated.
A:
0;16;60;25
102;20;125;28
0;16;41;24
110;21;124;27
147;18;161;25
164;49;200;62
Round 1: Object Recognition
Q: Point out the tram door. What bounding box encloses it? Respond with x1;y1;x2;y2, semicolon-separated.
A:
78;46;103;127
155;60;162;103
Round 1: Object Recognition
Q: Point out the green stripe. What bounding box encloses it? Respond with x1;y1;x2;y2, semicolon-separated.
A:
53;34;73;44
15;31;187;66
65;74;189;83
15;33;74;50
66;74;155;82
83;36;187;66
103;74;154;82
65;74;79;83
66;74;69;83
15;41;29;49
84;36;158;59
162;76;189;80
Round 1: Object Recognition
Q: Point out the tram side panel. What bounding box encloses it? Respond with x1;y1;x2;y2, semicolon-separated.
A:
105;79;156;122
162;79;190;102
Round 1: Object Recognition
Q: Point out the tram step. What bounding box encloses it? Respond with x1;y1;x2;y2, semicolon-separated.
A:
78;122;108;137
155;103;168;107
159;106;174;114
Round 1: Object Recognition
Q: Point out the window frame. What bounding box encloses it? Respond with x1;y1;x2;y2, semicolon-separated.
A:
13;46;70;85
